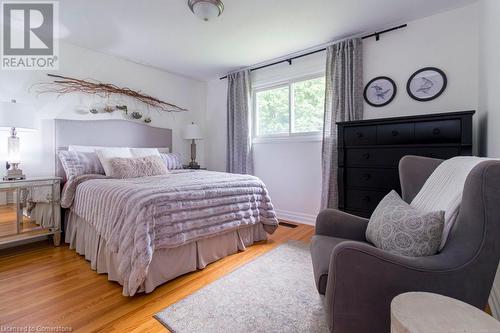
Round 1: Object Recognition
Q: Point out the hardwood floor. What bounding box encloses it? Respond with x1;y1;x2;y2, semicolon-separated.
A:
0;222;314;332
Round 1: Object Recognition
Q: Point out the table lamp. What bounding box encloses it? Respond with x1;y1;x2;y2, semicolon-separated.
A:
0;100;38;180
183;122;203;169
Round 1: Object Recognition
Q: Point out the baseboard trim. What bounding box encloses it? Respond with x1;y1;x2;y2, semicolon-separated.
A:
275;209;316;226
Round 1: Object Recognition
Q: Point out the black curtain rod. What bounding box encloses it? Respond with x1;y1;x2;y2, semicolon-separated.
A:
219;23;407;80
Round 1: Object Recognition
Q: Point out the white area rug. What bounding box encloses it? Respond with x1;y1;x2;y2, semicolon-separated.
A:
155;241;328;333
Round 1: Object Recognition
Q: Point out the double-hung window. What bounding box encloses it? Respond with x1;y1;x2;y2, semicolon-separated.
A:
253;75;325;140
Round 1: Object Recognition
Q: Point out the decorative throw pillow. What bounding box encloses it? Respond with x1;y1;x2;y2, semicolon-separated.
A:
58;151;105;180
160;152;183;170
108;155;168;179
365;190;445;257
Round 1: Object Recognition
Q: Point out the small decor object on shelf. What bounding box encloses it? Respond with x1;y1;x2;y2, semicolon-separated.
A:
364;76;397;107
407;67;447;102
131;112;143;120
103;105;115;113
116;105;128;114
0;100;38;180
144;117;152;124
183;122;203;169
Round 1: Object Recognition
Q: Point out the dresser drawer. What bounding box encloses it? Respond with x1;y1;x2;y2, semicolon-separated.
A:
377;123;414;145
413;147;461;159
345;146;462;167
415;120;461;143
344;126;377;146
346;148;416;167
345;168;400;190
345;189;388;212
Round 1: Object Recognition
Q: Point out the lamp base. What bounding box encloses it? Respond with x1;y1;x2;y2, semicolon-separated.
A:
3;171;26;181
4;163;25;181
188;161;201;169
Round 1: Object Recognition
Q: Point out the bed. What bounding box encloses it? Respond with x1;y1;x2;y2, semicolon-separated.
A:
55;119;278;296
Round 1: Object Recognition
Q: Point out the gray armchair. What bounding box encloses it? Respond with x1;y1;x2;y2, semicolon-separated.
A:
311;155;500;333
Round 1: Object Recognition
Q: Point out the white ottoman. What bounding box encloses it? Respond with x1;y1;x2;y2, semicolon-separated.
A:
391;292;500;333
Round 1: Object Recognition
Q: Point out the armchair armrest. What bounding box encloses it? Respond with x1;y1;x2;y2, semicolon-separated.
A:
323;241;468;332
315;209;369;242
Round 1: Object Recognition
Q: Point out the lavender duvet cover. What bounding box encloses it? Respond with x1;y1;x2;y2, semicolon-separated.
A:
61;170;279;295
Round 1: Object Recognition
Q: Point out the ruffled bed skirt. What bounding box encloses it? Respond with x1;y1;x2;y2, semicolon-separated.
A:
64;210;268;295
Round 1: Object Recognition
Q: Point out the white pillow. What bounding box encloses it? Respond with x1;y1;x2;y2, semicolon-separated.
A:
69;145;169;154
96;148;133;177
69;145;110;152
130;148;160;158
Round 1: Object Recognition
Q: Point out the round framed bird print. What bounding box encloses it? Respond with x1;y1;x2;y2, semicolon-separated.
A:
407;67;447;102
364;76;397;107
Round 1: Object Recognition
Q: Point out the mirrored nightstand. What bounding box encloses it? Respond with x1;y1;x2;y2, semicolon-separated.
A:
0;177;62;247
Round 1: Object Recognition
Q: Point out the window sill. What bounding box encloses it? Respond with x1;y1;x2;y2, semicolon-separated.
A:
253;135;322;144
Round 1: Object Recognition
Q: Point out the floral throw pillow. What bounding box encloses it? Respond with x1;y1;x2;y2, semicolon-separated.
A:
365;190;445;257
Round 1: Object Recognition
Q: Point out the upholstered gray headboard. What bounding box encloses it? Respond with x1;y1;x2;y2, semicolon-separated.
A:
54;119;173;178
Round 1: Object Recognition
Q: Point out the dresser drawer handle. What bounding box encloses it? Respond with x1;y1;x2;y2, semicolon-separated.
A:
432;128;441;135
356;132;364;138
363;195;371;202
363;174;371;180
391;130;399;136
362;153;370;160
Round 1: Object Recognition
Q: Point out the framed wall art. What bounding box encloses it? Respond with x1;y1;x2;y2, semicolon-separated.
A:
407;67;447;102
364;76;397;107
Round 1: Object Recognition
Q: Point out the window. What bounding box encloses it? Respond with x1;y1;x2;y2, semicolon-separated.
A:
254;76;325;139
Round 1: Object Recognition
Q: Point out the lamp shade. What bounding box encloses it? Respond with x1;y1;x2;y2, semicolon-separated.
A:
0;100;38;131
183;122;203;140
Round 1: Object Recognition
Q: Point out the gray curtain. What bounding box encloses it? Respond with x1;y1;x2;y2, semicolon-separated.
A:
227;70;253;174
321;38;364;209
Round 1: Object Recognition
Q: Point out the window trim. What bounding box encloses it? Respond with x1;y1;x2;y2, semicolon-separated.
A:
252;73;325;142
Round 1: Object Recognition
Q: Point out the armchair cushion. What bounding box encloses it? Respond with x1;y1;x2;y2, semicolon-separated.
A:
310;235;351;294
366;190;444;257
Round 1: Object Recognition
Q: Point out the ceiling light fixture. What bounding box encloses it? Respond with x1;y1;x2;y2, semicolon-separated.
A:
188;0;224;22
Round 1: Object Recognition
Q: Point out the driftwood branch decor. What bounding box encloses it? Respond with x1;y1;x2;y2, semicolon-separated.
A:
32;74;188;112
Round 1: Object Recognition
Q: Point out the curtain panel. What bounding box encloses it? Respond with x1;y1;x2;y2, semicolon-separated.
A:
321;38;364;209
227;70;254;174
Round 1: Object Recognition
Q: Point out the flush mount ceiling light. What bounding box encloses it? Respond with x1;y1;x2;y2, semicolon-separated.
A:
188;0;224;22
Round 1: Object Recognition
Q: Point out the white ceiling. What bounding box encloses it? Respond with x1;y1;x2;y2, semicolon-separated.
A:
59;0;476;81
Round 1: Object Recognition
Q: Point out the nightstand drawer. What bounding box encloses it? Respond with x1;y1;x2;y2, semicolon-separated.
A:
0;177;62;247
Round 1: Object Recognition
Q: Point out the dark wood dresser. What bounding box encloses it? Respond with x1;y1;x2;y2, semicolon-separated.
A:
337;111;474;218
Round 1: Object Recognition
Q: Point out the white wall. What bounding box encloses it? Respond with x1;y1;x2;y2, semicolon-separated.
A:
478;0;500;158
205;78;227;172
478;0;500;319
205;3;479;225
364;3;479;152
0;42;207;177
